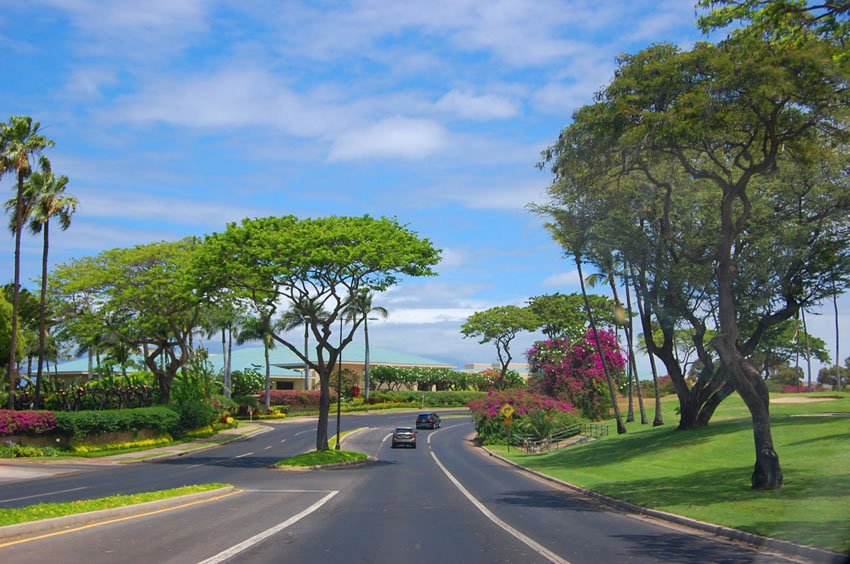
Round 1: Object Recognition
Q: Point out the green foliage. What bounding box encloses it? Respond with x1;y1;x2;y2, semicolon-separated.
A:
527;292;617;340
231;368;264;396
174;401;218;436
514;409;584;442
53;407;180;439
0;443;63;458
367;390;485;407
170;355;221;405
368;365;518;392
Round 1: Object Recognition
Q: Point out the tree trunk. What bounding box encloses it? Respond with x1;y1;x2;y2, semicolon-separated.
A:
364;317;371;401
316;372;331;450
577;256;626;434
264;339;271;412
801;308;812;391
630;265;664;426
34;222;51;409
832;276;841;391
623;272;647;424
715;191;782;489
303;324;310;390
7;173;26;409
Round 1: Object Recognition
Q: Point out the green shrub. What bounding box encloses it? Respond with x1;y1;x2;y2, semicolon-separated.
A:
54;407;180;439
367;390;484;406
174;401;218;436
0;444;63;458
231;369;265;396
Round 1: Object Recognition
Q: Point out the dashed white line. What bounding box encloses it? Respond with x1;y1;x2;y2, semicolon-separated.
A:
234;452;253;459
197;490;339;564
0;486;87;503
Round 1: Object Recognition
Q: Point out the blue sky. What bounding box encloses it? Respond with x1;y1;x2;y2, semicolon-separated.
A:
1;1;845;373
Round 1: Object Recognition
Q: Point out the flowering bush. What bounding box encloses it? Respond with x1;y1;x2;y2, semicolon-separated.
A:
526;328;626;420
0;410;58;436
260;389;338;407
468;389;578;444
780;385;825;393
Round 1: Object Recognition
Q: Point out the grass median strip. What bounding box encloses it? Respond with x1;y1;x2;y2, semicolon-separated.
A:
0;483;230;526
490;392;850;554
276;449;367;468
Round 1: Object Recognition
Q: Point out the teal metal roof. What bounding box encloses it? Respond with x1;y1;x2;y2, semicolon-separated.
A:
52;343;455;376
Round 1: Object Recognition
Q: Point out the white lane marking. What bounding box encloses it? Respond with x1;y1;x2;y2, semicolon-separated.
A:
381;433;392;445
294;430;311;437
430;451;569;564
428;423;465;445
234;452;253;459
0;486;87;504
198;490;339;564
264;446;272;450
280;439;287;444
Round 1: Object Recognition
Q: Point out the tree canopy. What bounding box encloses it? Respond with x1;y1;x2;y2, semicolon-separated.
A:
195;214;441;450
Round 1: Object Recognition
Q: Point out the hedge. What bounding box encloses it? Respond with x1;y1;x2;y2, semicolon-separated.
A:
368;390;485;407
260;389;338;407
54;407;181;439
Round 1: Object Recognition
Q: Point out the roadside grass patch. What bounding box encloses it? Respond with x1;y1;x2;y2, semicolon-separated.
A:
276;449;367;468
0;483;230;526
491;392;850;553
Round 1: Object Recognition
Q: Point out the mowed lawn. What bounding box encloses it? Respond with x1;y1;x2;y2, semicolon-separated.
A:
492;392;850;554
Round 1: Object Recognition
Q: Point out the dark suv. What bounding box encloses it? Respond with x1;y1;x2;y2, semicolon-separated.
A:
416;412;441;430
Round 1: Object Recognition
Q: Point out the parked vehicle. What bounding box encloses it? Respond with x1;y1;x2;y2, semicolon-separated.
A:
416;412;441;430
391;427;416;448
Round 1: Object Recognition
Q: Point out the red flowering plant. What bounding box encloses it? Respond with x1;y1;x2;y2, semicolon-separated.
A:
526;328;626;421
468;389;578;444
0;410;58;436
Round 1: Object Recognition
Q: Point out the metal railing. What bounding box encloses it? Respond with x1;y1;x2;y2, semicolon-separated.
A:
511;422;609;453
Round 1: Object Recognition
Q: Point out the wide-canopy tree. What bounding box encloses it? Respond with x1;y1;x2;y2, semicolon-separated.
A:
539;34;850;488
50;239;204;404
461;305;539;390
527;293;616;341
195;215;440;451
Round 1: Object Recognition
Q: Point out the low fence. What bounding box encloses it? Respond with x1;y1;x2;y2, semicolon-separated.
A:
512;422;608;453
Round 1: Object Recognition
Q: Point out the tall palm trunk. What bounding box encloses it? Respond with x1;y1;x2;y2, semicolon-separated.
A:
364;316;371;401
630;264;663;426
801;308;812;390
34;221;50;408
263;335;271;412
303;323;309;390
832;276;841;391
607;275;635;423
623;269;647;424
576;254;626;434
7;173;26;409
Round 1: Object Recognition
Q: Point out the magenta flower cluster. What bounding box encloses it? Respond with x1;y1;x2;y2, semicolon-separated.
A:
468;389;575;419
0;409;58;436
259;389;338;406
526;328;626;420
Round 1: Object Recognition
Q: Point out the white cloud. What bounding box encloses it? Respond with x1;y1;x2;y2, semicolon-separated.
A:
328;117;448;161
429;179;548;211
542;270;580;287
435;90;519;120
382;307;479;324
75;189;263;227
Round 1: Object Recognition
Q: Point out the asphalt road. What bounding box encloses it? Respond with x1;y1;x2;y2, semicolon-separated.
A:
0;413;811;563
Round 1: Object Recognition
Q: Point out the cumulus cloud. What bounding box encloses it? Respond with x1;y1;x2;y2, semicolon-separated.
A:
328;117;448;161
435;90;519;120
542;271;581;288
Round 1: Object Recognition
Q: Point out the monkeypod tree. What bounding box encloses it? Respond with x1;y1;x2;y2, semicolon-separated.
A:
195;215;440;451
50;239;203;404
539;33;850;488
461;305;539;390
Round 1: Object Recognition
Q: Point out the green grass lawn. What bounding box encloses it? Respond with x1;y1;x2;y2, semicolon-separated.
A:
491;392;850;554
275;449;367;467
0;483;230;526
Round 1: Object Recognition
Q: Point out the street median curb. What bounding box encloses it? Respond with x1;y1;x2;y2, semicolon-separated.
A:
482;446;846;563
0;486;237;543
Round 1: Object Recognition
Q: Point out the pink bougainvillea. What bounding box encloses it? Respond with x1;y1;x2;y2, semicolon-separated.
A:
0;409;58;436
259;389;338;407
467;388;575;419
526;328;626;420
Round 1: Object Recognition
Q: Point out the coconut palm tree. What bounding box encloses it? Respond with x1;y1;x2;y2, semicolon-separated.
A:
236;312;278;412
344;289;388;401
280;296;329;391
1;116;54;408
23;158;76;406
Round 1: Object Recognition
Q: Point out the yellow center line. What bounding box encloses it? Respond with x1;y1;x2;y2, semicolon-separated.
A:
0;489;244;549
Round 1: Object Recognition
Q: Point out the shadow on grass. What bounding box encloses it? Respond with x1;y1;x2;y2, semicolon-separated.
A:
585;467;849;508
783;433;850;447
743;520;850;557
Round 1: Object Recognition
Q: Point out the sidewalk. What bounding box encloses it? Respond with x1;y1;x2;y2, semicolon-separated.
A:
0;422;270;482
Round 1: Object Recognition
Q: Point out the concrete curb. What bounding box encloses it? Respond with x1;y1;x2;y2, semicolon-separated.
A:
482;446;847;563
0;486;237;543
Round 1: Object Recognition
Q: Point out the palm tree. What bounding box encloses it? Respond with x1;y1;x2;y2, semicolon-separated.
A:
344;289;388;401
236;313;277;412
22;158;76;406
1;116;54;408
280;297;328;391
